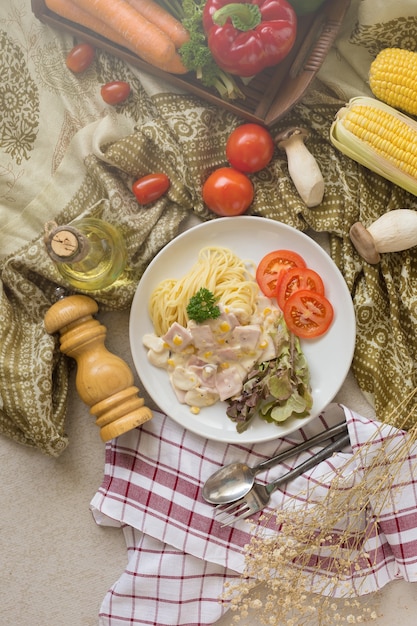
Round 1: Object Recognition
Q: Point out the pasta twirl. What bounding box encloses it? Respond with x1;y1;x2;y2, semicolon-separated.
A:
149;246;259;336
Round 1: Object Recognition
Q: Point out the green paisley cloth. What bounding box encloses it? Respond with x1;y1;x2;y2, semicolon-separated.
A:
2;0;417;455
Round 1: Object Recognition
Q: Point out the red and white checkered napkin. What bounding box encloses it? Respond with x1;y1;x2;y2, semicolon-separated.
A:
90;403;417;626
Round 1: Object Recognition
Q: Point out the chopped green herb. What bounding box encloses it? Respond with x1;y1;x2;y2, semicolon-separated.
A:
186;288;221;323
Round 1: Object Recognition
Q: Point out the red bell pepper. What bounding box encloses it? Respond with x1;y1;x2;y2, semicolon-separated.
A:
202;0;297;77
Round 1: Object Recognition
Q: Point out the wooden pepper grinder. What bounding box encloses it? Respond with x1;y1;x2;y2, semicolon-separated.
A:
350;209;417;264
44;294;153;442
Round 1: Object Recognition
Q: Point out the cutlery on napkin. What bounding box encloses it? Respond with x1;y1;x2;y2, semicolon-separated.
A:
90;403;417;626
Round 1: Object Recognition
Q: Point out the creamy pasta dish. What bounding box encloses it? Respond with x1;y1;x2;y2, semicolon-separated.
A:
142;246;312;428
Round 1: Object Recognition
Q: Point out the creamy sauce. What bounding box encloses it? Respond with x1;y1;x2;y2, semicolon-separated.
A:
143;296;283;412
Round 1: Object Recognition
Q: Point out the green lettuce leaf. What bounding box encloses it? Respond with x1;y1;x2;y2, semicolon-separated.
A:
226;317;312;433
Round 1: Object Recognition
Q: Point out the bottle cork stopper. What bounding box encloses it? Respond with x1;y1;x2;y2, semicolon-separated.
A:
44;221;90;263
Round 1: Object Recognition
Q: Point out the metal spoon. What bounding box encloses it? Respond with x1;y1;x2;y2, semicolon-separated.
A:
202;420;348;505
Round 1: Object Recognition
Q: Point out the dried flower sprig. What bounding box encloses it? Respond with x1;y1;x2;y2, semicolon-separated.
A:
222;390;417;625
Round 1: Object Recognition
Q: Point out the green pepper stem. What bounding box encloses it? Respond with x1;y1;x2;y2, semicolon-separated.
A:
212;3;262;31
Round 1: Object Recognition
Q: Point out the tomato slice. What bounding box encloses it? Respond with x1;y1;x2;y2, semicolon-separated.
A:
256;250;306;298
283;290;334;338
276;267;325;311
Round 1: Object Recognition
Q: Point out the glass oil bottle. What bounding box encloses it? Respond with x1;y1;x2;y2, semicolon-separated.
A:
44;217;127;291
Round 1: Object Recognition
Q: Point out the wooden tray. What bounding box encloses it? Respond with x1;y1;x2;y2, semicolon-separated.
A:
31;0;351;127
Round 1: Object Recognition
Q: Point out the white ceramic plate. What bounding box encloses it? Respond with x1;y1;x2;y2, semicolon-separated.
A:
129;217;355;444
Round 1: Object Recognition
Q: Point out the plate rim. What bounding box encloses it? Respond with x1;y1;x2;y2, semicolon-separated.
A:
129;216;355;444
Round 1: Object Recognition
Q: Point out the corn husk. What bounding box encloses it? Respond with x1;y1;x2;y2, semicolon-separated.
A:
330;96;417;196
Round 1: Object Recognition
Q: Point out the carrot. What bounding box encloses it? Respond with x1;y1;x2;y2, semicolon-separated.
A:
126;0;189;49
64;0;187;74
45;0;131;49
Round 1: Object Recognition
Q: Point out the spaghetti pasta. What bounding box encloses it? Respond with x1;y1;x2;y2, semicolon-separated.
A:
149;246;259;336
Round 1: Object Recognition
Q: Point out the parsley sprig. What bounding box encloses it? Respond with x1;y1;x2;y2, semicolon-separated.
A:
186;288;221;323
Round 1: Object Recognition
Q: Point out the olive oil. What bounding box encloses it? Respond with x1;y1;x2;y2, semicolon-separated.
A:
45;218;127;291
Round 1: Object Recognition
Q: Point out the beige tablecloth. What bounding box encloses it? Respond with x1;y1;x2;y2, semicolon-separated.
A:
2;0;417;455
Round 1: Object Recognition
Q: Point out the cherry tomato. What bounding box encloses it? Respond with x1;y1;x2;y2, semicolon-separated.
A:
226;123;274;173
101;81;131;105
256;250;306;299
202;167;254;216
283;290;334;338
276;267;325;311
132;173;170;205
66;43;95;73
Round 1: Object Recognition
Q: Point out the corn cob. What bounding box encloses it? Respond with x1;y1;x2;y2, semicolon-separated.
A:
369;48;417;116
330;96;417;196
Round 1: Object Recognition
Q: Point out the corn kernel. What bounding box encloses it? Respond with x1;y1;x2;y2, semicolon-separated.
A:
330;96;417;196
340;104;417;178
369;47;417;116
219;321;231;332
173;334;183;346
190;406;200;415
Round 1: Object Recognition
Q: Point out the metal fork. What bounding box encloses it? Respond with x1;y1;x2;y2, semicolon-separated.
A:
215;431;351;526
